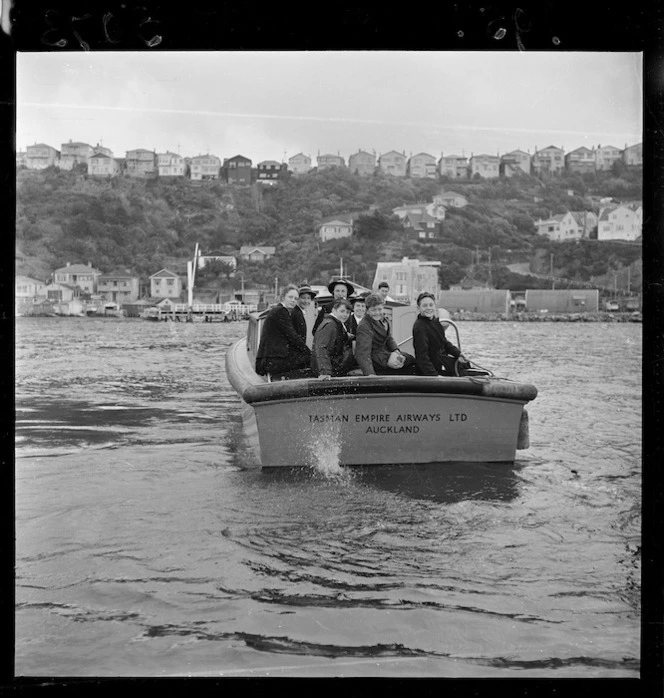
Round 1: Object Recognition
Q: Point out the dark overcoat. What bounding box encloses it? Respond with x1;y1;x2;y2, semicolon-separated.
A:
412;314;460;376
255;303;311;375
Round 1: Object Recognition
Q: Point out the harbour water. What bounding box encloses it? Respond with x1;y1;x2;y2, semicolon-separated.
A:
14;317;641;678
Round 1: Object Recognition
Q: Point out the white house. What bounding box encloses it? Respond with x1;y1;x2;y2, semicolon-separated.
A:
597;204;642;241
319;218;353;242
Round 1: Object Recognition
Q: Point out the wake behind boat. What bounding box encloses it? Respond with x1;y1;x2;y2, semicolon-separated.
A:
225;296;537;468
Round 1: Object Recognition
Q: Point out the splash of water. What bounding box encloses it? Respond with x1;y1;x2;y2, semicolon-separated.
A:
305;418;351;481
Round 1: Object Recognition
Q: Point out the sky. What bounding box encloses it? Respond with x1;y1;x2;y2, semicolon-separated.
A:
16;51;643;162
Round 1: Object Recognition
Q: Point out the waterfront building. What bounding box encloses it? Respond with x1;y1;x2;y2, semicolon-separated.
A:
438;290;510;315
53;262;102;294
98;270;140;303
26;143;59;169
439;154;469;179
469;154;500;179
597;204;642;241
525;289;599;313
191;154;222;180
348;150;376;176
378;150;407;177
59;140;94;170
288;153;312;175
373;257;440;304
407;153;437;179
149;269;183;298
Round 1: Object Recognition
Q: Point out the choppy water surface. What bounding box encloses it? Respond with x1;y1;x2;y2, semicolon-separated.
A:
15;318;641;677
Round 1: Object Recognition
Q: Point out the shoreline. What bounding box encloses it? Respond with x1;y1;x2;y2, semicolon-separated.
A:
448;311;642;323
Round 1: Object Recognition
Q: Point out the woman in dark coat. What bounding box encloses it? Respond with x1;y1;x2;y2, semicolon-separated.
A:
412;292;469;376
255;284;312;377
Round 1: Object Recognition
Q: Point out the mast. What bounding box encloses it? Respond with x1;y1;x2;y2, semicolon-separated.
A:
187;243;199;311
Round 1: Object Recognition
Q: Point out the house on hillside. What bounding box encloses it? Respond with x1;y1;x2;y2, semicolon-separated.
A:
319;215;354;242
223;155;252;184
407;153;437;179
191;154;221;180
26;143;59;169
402;210;442;241
535;212;585;241
158;152;185;177
597;204;642;241
98;271;140;303
197;253;237;271
565;147;596;174
53;262;102;294
348;150;376;176
149;269;184;298
532;146;565;175
434;191;468;208
239;246;276;263
392;201;446;221
378;151;407;177
500;150;531;177
622;143;642;167
59;141;94;170
469;154;499;179
317;153;345;170
595;145;622;171
288;153;312;174
125;149;157;177
373;257;440;303
256;160;287;183
93;143;112;158
439;154;469;179
89;153;119;177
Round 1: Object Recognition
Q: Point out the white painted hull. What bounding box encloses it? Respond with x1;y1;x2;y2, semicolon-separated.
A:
226;338;537;468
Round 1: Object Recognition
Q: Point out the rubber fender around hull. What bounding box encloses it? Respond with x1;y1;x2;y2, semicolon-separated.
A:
479;380;538;402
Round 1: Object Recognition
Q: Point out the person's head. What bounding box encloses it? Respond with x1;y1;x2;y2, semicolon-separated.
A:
351;297;366;319
281;284;299;310
297;284;317;309
327;278;354;299
365;293;385;321
377;282;390;301
417;292;437;319
331;298;352;322
332;283;348;300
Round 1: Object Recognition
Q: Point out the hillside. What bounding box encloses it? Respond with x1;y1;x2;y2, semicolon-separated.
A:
16;165;642;293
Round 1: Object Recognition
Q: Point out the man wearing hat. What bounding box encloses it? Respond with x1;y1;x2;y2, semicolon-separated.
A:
311;299;357;379
292;284;317;347
312;277;355;335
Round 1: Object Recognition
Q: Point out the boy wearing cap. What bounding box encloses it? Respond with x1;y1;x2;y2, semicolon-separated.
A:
311;299;357;379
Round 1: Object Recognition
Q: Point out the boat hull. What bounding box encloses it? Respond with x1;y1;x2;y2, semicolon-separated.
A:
226;338;537;468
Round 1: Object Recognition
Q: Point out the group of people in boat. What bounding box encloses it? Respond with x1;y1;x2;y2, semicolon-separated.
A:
255;278;472;381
